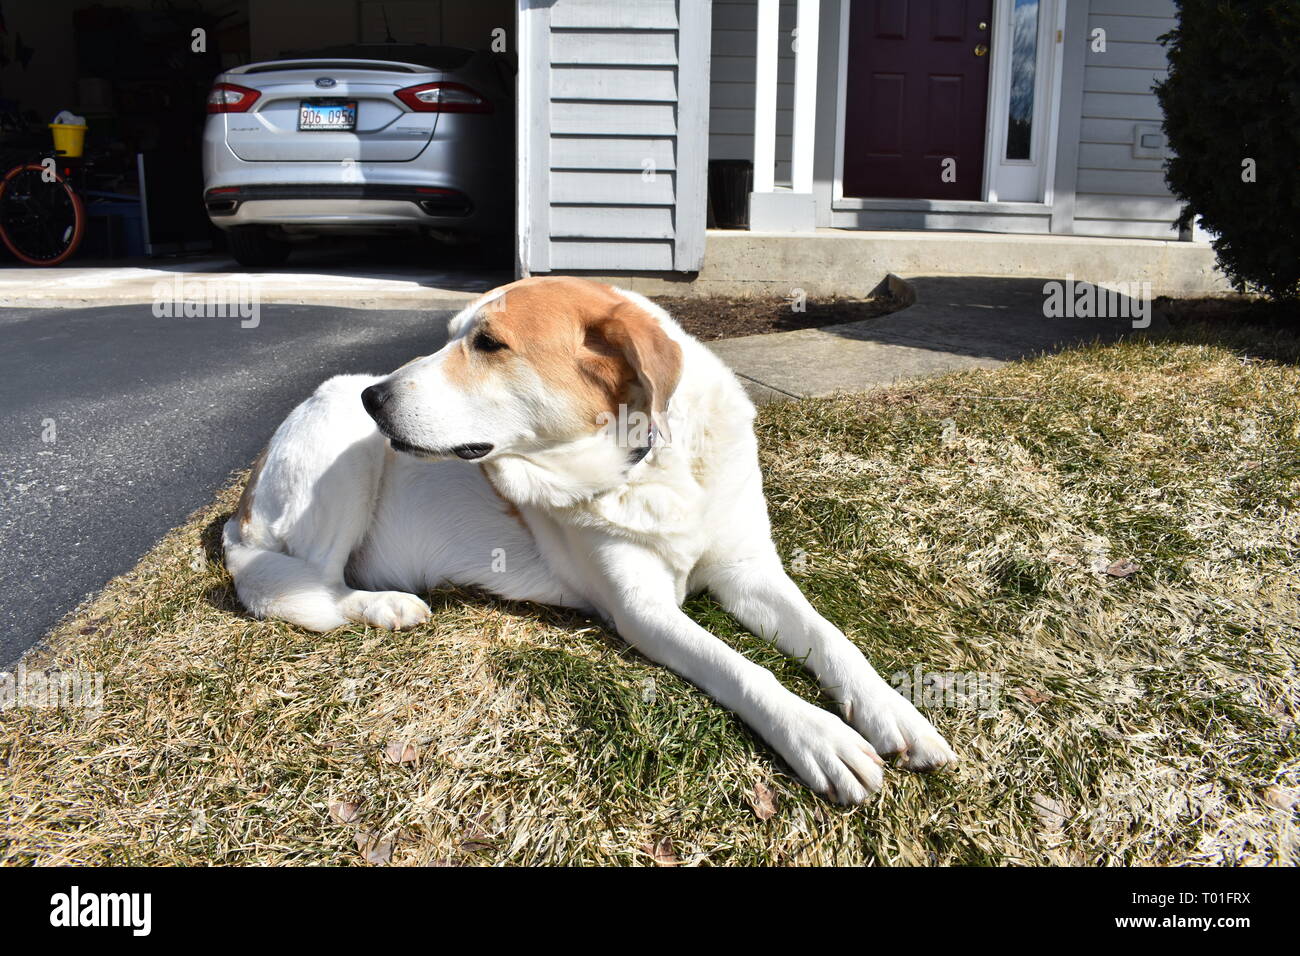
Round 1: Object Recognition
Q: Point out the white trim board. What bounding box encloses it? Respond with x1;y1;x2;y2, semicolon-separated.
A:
832;197;1051;215
516;1;551;275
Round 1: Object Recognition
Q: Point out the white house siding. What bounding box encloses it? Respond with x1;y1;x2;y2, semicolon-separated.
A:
709;0;797;187
1073;0;1182;238
526;0;711;273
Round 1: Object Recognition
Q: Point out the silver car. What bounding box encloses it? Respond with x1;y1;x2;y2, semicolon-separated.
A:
202;44;514;267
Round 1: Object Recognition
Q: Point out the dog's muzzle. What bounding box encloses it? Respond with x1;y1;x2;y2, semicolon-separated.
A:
360;384;494;461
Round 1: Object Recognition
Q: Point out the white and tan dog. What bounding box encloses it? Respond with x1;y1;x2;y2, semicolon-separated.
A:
224;277;955;803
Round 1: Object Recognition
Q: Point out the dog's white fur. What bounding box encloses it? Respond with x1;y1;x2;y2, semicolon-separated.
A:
223;277;955;803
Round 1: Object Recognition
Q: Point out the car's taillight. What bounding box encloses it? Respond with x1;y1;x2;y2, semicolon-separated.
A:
394;82;491;114
206;83;261;114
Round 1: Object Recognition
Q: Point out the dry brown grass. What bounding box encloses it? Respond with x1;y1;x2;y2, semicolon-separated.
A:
2;336;1297;865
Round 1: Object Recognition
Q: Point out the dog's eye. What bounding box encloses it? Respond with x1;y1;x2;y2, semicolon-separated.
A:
473;331;508;353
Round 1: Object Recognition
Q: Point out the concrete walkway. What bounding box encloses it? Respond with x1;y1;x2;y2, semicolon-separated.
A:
708;273;1167;402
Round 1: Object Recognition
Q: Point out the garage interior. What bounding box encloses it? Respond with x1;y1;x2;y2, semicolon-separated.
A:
0;0;515;265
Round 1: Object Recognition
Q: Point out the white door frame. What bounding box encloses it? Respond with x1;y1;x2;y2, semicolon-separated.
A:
832;0;1067;210
983;0;1067;202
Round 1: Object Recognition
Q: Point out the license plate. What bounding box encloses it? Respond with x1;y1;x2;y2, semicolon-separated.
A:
298;100;357;131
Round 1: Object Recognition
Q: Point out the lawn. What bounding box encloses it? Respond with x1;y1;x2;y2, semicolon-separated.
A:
1;326;1297;865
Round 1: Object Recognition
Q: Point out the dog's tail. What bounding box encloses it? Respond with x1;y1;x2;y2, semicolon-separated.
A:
222;519;349;632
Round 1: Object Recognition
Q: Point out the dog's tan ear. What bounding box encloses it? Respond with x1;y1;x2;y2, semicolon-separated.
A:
591;302;682;441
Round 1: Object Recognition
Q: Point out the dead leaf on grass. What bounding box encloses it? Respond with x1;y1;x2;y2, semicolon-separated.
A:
382;741;419;764
750;782;779;821
1013;686;1053;705
1031;794;1069;831
329;800;360;825
643;837;679;866
1259;786;1299;811
459;831;497;853
355;831;393;865
1105;559;1140;578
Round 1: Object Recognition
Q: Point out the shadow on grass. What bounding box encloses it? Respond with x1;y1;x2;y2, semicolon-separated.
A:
198;512;247;621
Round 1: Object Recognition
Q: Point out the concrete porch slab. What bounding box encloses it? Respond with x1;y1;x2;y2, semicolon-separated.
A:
587;228;1233;300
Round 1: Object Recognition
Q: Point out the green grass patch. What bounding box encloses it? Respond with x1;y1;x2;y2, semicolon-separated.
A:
2;335;1297;865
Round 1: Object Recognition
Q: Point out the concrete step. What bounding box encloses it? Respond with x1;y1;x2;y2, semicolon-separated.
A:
601;228;1232;300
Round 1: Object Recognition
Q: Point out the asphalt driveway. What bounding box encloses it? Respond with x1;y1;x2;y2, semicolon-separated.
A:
0;301;461;667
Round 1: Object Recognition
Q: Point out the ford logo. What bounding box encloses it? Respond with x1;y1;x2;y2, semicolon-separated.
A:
315;77;336;88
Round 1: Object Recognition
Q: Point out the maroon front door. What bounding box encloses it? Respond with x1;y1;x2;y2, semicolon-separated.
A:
842;0;994;200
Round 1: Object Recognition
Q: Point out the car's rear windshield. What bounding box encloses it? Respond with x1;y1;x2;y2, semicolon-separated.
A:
269;45;474;72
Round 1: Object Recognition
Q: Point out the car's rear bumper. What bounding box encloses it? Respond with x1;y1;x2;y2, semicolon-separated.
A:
200;119;512;234
205;184;473;226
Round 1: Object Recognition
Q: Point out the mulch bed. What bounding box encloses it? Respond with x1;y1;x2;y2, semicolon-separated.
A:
1157;294;1297;330
1156;293;1299;364
650;293;902;341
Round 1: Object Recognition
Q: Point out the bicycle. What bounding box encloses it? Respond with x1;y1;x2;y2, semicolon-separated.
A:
0;151;87;266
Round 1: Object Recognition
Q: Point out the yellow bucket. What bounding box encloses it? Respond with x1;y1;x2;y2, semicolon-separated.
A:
49;122;88;158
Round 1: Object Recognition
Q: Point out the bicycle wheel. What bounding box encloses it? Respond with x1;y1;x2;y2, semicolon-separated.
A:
0;163;86;266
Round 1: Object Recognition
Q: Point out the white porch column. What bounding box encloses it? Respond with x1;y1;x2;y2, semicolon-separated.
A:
752;0;779;195
749;0;819;231
790;0;820;194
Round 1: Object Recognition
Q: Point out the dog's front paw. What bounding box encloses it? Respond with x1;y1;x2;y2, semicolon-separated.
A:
769;698;885;804
352;591;432;630
831;669;958;772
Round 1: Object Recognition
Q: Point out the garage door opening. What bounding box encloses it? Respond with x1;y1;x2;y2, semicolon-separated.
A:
0;0;518;286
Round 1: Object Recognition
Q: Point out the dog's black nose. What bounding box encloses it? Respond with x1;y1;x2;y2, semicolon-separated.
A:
361;384;389;419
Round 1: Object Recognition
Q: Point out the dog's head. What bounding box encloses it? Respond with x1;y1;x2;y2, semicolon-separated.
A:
361;277;682;462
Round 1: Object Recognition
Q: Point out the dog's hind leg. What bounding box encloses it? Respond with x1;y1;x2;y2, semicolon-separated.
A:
222;374;431;632
223;540;433;632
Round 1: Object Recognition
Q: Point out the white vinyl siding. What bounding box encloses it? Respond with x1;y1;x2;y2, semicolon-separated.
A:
524;0;711;273
1073;0;1182;239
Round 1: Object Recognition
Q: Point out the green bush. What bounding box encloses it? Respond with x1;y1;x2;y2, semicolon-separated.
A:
1156;1;1300;300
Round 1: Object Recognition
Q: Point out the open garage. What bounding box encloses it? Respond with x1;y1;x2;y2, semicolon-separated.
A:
0;0;516;271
